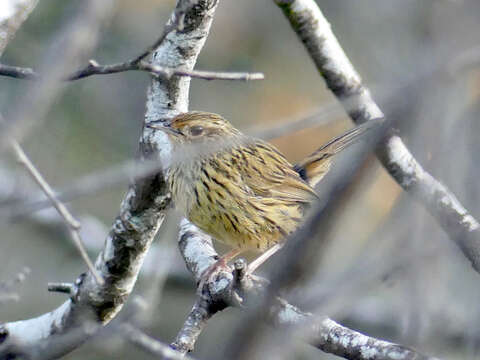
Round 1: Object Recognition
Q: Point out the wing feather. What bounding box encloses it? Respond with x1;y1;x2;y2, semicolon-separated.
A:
229;140;317;204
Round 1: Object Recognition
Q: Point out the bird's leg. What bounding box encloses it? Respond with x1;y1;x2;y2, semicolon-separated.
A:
247;243;283;274
197;248;243;293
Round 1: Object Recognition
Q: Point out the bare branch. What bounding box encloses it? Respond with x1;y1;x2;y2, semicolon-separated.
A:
0;61;264;82
0;163;193;284
68;60;264;81
274;0;480;272
10;140;102;284
47;283;76;295
171;297;215;354
121;324;194;360
174;220;437;360
0;63;36;78
307;316;437;360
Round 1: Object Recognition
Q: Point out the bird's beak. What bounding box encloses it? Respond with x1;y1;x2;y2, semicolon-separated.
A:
146;122;182;136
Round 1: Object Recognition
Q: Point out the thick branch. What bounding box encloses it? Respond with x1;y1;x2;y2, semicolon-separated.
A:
274;0;480;272
0;0;220;358
308;316;437;360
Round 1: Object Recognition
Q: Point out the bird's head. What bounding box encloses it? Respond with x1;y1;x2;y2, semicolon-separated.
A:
148;111;242;145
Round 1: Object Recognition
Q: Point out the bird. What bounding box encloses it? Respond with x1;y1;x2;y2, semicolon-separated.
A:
148;111;372;276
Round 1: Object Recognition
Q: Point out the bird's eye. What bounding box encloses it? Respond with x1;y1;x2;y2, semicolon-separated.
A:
190;125;204;136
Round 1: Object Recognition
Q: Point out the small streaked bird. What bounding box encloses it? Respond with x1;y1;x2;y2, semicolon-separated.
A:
149;111;371;273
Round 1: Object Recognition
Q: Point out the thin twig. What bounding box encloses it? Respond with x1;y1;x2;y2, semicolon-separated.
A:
10;141;103;285
121;323;194;360
0;0;262;83
2;158;165;220
47;283;75;295
0;61;264;82
142;63;264;81
0;164;192;282
0;64;37;79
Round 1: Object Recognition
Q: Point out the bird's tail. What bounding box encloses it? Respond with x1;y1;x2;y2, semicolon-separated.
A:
294;119;382;187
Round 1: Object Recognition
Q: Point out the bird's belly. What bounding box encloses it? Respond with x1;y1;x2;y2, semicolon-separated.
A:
188;207;275;251
187;196;302;252
169;163;306;252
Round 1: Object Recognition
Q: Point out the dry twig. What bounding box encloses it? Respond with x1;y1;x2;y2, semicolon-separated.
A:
121;323;194;360
0;61;264;82
10;141;102;284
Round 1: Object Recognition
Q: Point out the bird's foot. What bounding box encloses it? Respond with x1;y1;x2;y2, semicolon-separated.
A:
196;249;242;295
197;258;229;295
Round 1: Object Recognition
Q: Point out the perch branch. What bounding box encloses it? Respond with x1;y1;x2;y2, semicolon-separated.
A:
173;220;437;360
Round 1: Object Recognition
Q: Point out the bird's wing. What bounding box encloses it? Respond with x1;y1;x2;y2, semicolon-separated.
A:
226;139;317;204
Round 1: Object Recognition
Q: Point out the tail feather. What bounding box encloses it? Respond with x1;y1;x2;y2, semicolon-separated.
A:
294;119;381;187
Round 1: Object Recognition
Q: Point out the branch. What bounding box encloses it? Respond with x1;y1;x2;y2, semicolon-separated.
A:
274;0;480;272
0;0;220;358
308;316;438;360
68;60;264;81
121;324;195;360
0;162;192;283
0;61;264;82
10;140;102;284
173;220;437;360
0;63;36;78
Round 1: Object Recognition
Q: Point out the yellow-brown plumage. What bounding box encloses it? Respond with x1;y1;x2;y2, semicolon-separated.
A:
150;111;368;254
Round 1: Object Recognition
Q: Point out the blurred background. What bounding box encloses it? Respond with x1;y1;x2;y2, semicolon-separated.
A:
1;0;480;359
